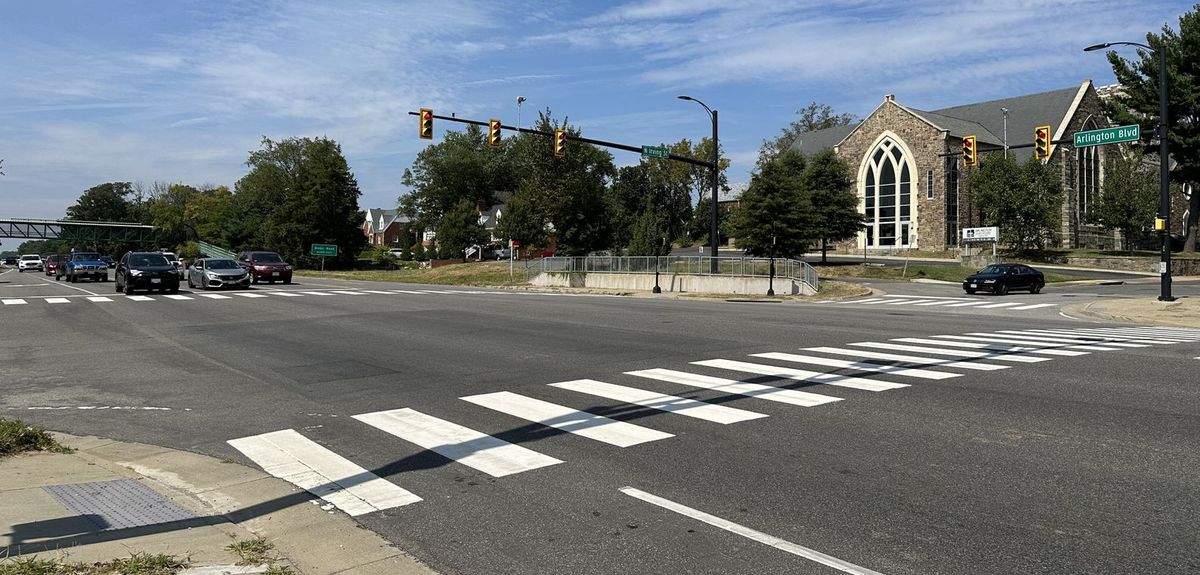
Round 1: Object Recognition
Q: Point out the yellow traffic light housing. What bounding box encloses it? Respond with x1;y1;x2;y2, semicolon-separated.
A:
554;129;566;157
419;108;433;140
488;118;502;148
1034;125;1051;160
962;135;977;168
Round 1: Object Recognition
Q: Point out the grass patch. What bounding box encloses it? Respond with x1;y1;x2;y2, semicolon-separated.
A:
0;418;72;457
813;280;872;299
0;552;188;575
815;263;1076;284
226;537;275;565
299;260;528;286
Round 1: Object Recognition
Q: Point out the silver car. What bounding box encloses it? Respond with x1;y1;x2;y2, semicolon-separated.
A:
187;258;251;290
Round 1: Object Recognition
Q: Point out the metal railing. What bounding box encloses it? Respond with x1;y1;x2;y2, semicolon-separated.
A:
197;241;237;260
530;256;819;292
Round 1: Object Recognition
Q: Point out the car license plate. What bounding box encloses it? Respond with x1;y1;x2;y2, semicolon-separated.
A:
969;283;977;288
151;278;161;284
272;271;279;276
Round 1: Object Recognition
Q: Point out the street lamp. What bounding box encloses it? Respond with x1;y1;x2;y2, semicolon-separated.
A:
677;95;720;274
1085;40;1173;301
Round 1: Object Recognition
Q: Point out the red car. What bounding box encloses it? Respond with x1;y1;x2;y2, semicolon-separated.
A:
45;254;66;277
236;251;293;284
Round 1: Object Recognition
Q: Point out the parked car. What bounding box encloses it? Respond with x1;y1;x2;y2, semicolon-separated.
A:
59;251;108;282
114;252;180;294
160;251;185;278
493;248;514;260
44;254;66;277
3;257;17;266
17;254;43;272
963;263;1045;295
187;258;250;290
236;251;293;284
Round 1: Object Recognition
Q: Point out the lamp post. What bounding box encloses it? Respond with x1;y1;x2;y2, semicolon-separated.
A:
1085;41;1173;301
767;235;776;296
677;95;720;274
653;237;664;294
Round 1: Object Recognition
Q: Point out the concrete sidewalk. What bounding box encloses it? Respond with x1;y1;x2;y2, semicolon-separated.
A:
1;433;438;575
1063;296;1200;328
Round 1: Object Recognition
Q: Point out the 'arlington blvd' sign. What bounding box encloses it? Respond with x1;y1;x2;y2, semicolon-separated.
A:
1073;124;1140;148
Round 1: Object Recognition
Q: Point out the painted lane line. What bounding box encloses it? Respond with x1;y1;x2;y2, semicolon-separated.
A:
299;291;334;295
548;379;768;425
942;301;989;307
912;300;960;306
691;359;909;391
86;296;113;303
1009;303;1057;311
626;368;842;407
46;298;70;304
803;346;1008;371
927;335;1091;355
990;330;1148;347
620;487;887;575
126;295;155;302
963;332;1125;350
228;429;422;516
856;299;897;305
390;290;428;294
976;301;1023;309
851;341;1050;363
460;391;673;447
2;298;28;305
892;337;1078;357
750;352;959;380
329;290;367;295
234;293;269;298
353;408;561;477
883;299;932;305
196;293;232;299
270;291;305;297
362;290;394;295
45;280;101;296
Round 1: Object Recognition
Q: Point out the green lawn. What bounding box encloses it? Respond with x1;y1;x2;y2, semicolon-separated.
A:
300;260;528;286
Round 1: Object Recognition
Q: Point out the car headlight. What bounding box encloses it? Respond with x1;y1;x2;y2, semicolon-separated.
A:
284;265;292;271
205;272;219;279
130;270;144;277
983;279;996;284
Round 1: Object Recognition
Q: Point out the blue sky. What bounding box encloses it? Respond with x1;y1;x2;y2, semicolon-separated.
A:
0;0;1189;228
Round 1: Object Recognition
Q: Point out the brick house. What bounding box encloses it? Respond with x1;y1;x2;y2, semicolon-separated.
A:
362;208;410;247
790;80;1124;253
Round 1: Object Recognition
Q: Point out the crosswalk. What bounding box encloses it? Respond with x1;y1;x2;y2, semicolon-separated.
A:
227;326;1200;516
0;288;616;308
813;295;1058;312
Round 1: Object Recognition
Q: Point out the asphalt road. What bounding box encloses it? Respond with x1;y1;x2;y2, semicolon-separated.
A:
2;265;1199;575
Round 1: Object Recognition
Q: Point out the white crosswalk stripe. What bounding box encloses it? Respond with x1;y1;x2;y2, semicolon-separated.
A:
299;291;334;295
977;301;1022;309
990;331;1148;347
913;300;963;306
942;300;990;307
2;298;27;305
548;379;768;424
196;293;232;299
691;359;909;391
1009;303;1057;310
801;346;1009;371
850;341;1050;363
353;408;562;477
329;290;367;295
162;294;193;300
461;391;674;447
270;291;305;297
86;296;112;303
228;429;422;516
46;298;70;304
751;352;960;380
626;368;843;407
234;292;269;298
895;337;1085;357
126;295;154;301
960;332;1123;350
925;335;1093;355
1017;329;1179;344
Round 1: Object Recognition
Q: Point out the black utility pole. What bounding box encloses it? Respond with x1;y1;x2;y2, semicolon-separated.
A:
1085;41;1173;301
678;96;720;274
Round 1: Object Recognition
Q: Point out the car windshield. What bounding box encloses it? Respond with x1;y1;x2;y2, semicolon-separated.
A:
130;254;169;267
979;265;1009;275
253;253;284;263
206;259;239;270
161;253;178;259
21;255;40;261
74;253;100;260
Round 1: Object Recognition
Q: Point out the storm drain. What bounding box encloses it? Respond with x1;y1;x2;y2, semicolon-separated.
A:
43;479;195;530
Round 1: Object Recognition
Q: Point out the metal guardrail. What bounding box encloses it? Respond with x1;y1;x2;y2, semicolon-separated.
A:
197;241;236;260
531;256;819;292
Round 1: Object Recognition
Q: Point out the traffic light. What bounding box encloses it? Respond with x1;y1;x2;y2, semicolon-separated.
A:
962;135;977;168
1034;125;1051;160
419;108;433;140
488;118;502;148
554;129;566;157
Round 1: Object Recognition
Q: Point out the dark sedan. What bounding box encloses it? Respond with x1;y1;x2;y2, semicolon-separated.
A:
115;252;180;295
188;258;250;290
963;263;1045;295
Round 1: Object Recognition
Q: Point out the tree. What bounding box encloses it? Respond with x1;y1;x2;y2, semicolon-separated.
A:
436;199;487;260
626;198;670;256
1103;5;1200;250
1088;148;1159;251
801;149;864;262
496;189;549;253
759;102;857;167
234;136;366;268
971;155;1062;252
66;182;140;222
732;151;813;258
400;125;515;232
689;196;734;245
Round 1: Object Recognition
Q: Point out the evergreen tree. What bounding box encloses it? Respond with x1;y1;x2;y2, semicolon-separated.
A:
732;151;812;258
1088;148;1159;251
801;149;863;262
436;199;488;261
627;199;670;256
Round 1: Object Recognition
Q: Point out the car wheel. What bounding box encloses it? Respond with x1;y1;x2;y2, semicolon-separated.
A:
1031;282;1043;294
187;276;194;289
123;278;135;295
169;285;179;294
996;283;1009;296
964;289;976;295
114;281;122;293
251;276;258;284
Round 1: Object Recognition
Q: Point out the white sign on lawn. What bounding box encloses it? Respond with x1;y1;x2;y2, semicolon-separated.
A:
962;226;1000;242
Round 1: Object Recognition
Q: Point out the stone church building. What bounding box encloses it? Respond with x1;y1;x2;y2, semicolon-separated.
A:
789;80;1116;253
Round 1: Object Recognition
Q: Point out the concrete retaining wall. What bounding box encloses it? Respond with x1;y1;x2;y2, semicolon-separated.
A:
531;272;815;295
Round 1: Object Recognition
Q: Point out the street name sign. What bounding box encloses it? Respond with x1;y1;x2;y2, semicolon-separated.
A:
641;145;669;159
310;243;338;257
1073;125;1140;147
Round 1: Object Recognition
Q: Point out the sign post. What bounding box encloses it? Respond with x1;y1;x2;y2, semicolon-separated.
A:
310;243;338;271
962;227;1000;263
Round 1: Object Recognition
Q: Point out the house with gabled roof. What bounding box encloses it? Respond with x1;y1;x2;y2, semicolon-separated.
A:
790;80;1119;252
362;208;411;247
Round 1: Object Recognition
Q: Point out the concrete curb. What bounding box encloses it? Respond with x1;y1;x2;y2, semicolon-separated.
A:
4;433;439;575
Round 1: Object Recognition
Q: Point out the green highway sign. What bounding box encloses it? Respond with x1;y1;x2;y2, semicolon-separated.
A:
1074;124;1140;147
641;145;669;159
310;243;338;257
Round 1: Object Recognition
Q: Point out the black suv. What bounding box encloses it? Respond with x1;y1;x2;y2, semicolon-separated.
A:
115;252;181;295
